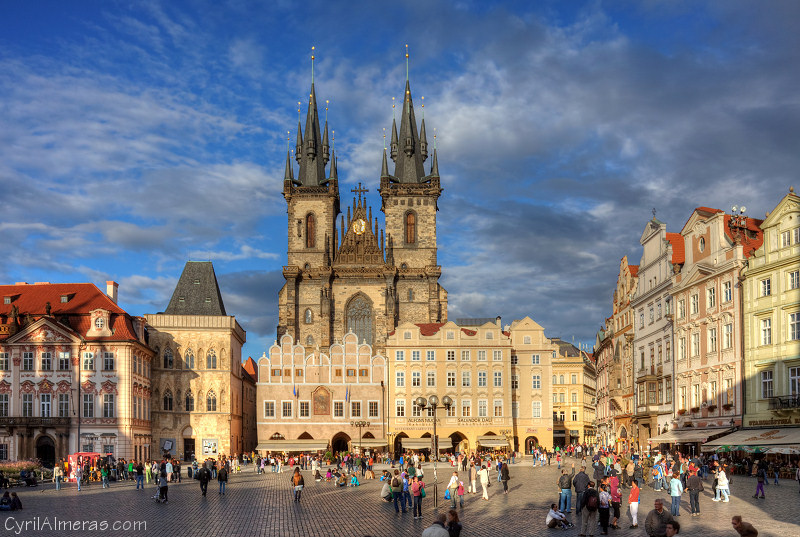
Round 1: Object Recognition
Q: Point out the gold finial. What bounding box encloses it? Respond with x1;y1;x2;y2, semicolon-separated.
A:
332;130;335;151
433;127;437;149
392;96;396;120
325;99;329;123
297;101;301;123
286;130;290;152
383;128;386;150
405;44;409;81
421;95;424;118
791;186;795;193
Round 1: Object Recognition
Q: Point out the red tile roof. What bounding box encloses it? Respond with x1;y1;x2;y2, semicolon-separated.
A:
723;214;764;258
666;232;685;265
629;265;639;277
242;356;257;381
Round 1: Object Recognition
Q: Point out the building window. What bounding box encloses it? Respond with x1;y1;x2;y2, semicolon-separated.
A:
0;353;8;371
571;410;578;421
185;392;194;412
789;366;800;396
305;213;315;248
411;350;421;361
22;352;33;371
411;402;422;417
206;349;217;369
761;370;774;399
40;393;51;417
395;399;405;417
571;392;577;403
709;381;717;406
789;313;800;341
761;279;771;297
511;375;519;389
553;375;558;385
790;271;800;290
559;392;565;403
40;352;52;370
532;401;541;418
58;394;69;417
531;354;540;364
330;401;342;417
447;371;456;387
396;350;405;361
692;384;700;407
679;385;687;410
532;375;541;389
0;444;7;461
558;375;564;385
690;295;699;315
523;336;531;344
304;309;313;324
163;348;173;369
571;374;577;384
462;371;471;387
478;371;487;387
103;352;114;371
690;333;699;357
446;350;455;361
477;350;487;361
707;287;716;309
493;400;503;417
678;299;685;318
761;318;772;345
348;401;360;418
649;308;654;323
492;350;502;361
368;401;379;418
281;401;292;418
510;355;518;365
461;350;470;361
412;371;421;387
426;350;435;361
494;371;502;387
782;230;791;247
204;391;217;412
447;331;455;340
0;394;8;417
427;371;436;387
185;349;194;369
103;394;115;418
666;378;672;404
708;327;717;352
163;391;173;411
447;404;456;417
478;401;487;417
461;400;471;417
82;352;94;370
264;401;275;418
723;281;732;302
396;371;405;387
657;303;662;319
405;212;416;244
83;393;94;418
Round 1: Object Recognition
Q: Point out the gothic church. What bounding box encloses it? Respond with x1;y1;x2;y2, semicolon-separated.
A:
277;72;448;355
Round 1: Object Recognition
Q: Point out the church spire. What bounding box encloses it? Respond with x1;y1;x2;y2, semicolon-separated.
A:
381;148;390;178
391;48;426;183
295;82;327;186
419;117;428;161
284;149;295;183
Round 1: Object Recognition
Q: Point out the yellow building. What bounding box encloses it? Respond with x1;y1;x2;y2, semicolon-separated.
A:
552;339;597;447
743;189;800;428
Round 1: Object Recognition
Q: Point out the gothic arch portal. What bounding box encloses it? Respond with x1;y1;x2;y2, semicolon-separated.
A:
346;293;374;346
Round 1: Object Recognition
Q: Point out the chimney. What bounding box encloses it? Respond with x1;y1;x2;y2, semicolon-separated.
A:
106;281;119;304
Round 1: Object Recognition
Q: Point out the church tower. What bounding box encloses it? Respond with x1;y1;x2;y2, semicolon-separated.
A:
379;58;448;326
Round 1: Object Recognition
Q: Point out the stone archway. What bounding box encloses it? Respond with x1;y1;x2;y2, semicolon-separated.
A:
525;436;539;454
330;432;351;454
394;432;408;456
36;435;56;468
449;431;468;454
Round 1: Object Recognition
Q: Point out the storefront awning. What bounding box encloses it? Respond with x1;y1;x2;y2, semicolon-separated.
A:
477;435;509;447
701;428;800;452
353;438;388;448
256;439;328;452
649;427;731;444
401;438;434;450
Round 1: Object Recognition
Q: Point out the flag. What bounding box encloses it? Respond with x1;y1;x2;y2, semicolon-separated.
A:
293;384;297;398
345;386;349;403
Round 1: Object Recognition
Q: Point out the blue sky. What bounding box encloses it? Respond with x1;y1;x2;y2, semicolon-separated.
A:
1;0;798;360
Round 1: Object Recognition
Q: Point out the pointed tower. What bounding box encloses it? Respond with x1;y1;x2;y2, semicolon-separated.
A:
378;50;447;326
279;53;341;347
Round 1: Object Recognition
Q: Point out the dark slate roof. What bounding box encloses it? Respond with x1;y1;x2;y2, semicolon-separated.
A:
164;262;227;315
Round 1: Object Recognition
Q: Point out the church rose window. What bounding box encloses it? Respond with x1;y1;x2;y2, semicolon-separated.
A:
347;295;373;345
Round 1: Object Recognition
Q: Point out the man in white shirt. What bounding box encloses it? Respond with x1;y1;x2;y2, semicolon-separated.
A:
547;503;571;529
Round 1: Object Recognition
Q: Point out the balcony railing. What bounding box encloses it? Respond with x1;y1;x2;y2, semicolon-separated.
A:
768;396;800;411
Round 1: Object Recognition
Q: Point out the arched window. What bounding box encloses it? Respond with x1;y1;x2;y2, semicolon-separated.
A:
185;392;194;412
552;375;558;385
346;295;373;346
304;308;313;324
206;390;217;412
163;390;173;411
185;349;195;369
163;348;173;369
306;335;314;346
405;212;416;244
559;375;565;385
306;213;316;248
206;349;217;369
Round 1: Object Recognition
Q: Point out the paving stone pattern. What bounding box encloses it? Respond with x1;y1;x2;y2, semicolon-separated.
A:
2;457;797;537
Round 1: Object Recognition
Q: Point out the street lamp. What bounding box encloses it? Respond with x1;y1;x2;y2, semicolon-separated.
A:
350;420;370;454
387;432;396;464
415;394;453;508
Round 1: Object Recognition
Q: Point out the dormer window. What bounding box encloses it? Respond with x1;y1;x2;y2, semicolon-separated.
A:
60;295;69;303
3;297;9;305
95;317;105;329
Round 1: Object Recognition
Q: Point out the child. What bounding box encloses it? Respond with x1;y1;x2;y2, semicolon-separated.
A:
349;474;360;487
457;480;465;507
157;471;168;503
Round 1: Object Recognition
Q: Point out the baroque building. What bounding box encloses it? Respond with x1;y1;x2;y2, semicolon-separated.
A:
551;338;597;447
276;74;447;357
145;261;248;460
0;282;153;464
631;217;683;451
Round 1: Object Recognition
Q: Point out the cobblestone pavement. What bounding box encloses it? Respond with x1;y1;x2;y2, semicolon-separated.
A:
1;458;797;537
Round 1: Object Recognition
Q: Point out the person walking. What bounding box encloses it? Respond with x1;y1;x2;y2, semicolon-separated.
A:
391;470;406;513
217;464;228;495
478;464;490;500
53;464;63;491
669;473;683;516
579;481;599;537
644;499;674;537
411;475;425;519
608;470;622;528
753;465;766;499
574;465;590;515
135;461;145;490
712;467;730;502
500;461;510;494
598;483;611;535
559;463;576;513
75;465;83;492
469;463;477;494
686;469;703;516
447;471;459;508
628;480;640;529
197;464;210;497
291;467;304;502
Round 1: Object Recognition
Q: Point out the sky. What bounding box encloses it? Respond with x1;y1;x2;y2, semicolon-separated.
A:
1;0;798;361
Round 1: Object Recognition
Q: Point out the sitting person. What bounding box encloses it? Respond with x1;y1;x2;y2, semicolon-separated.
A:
546;503;571;529
0;491;11;511
21;470;37;487
381;480;392;501
10;492;22;511
314;469;323;481
336;473;346;487
325;469;333;481
365;469;375;480
0;472;8;489
380;470;391;481
349;474;360;487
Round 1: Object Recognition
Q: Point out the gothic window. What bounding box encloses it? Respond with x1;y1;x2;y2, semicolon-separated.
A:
206;349;217;369
306;213;316;248
163;390;173;411
346;295;374;346
408;289;414;301
405;212;416;244
306;335;314;346
163;348;173;369
185;391;194;412
304;308;313;324
207;390;217;412
185;349;194;369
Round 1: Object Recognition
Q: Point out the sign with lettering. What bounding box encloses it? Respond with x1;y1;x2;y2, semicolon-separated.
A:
457;418;492;424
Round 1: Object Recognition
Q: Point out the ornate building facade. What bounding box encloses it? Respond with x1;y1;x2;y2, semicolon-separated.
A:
145;262;248;460
552;339;597;447
0;282;153;464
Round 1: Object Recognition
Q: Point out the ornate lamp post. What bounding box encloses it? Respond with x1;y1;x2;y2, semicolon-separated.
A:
350;420;370;454
415;394;452;508
387;432;396;464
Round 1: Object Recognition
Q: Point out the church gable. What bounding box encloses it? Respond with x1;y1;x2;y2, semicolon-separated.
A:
334;185;385;267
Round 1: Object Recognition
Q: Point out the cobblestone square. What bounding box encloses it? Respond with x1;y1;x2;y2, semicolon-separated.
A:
2;457;796;537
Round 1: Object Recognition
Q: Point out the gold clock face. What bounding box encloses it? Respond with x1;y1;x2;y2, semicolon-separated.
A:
353;219;366;235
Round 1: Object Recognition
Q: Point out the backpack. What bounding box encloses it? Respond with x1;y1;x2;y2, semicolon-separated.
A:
585;490;599;512
391;477;400;488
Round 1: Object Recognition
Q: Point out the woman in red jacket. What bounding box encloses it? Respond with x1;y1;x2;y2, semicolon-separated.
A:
628;480;640;529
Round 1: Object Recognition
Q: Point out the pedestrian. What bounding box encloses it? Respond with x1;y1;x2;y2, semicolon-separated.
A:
712;467;730;502
410;475;425;519
165;458;173;483
447;471;459;508
669;473;683;516
686;469;703;516
579;481;599;537
101;465;109;488
644;498;674;537
291;467;304;502
75;465;83;491
608;470;621;528
197;464;210;497
559;463;576;512
628;479;640;529
731;515;758;537
665;520;680;537
135;461;145;490
753;465;766;499
53;464;63;491
157;471;168;503
456;479;465;508
391;470;406;513
422;513;449;537
500;461;510;494
469;462;477;494
478;464;489;500
598;483;611;535
446;509;462;537
218;464;228;495
574;465;590;515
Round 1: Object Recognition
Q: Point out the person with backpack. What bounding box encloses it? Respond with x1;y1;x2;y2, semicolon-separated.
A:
197;464;211;497
291;467;305;502
579;481;600;537
391;470;406;513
